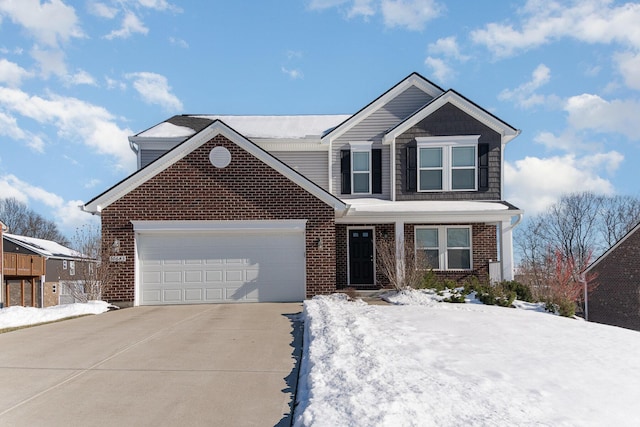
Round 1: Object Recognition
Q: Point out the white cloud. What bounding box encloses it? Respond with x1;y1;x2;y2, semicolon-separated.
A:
56;199;99;232
614;51;640;90
505;154;619;215
564;93;640;141
125;71;183;111
0;174;64;207
136;0;182;12
0;0;84;47
424;56;452;83
499;64;552;109
87;1;118;19
0;111;45;152
308;0;352;10
427;36;469;61
169;36;189;48
105;76;126;90
0;58;33;86
83;178;101;189
282;67;304;80
0;174;99;234
66;69;97;86
105;11;148;40
308;0;443;30
471;0;640;58
0;86;135;169
380;0;443;30
30;46;68;78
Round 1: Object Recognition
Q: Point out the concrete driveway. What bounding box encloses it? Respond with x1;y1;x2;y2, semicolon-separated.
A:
0;303;303;426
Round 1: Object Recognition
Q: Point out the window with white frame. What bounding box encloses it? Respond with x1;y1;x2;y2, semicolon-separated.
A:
417;136;479;192
352;151;370;193
415;226;472;270
351;143;372;194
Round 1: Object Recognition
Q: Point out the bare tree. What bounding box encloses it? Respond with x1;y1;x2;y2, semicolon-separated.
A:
599;195;640;248
0;197;69;245
376;237;428;290
515;192;638;314
64;224;115;302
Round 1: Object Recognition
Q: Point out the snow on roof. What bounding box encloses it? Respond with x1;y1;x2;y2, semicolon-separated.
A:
345;198;511;213
138;122;197;138
3;233;84;259
195;115;351;139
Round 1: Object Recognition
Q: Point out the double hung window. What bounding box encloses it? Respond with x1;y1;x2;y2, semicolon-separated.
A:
340;142;382;195
415;226;472;270
352;150;371;194
417;136;479;192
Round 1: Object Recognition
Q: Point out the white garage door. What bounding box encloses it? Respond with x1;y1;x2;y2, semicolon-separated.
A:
137;225;306;305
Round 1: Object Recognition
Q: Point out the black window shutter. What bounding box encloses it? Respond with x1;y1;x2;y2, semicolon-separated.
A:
341;149;351;194
372;149;382;194
406;145;417;192
478;143;489;191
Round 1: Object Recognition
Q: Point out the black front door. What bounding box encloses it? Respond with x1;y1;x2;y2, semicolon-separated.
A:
349;229;374;285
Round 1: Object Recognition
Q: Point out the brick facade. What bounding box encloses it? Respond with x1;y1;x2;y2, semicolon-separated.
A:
100;134;337;304
588;226;640;331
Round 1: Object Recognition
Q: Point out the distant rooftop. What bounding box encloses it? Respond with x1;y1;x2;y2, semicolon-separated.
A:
3;233;85;259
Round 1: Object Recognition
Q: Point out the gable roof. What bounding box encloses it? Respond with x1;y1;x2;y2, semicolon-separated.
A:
383;90;520;144
320;72;444;144
585;221;640;273
3;233;84;260
83;120;348;214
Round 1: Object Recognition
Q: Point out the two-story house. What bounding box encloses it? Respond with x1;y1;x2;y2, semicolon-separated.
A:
82;73;522;306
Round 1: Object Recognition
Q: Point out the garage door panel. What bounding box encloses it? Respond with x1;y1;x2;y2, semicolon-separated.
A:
139;230;305;305
184;271;203;283
163;289;182;302
184;288;203;301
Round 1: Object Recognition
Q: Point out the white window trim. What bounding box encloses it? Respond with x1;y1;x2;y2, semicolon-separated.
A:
416;135;480;192
349;141;373;195
415;225;473;271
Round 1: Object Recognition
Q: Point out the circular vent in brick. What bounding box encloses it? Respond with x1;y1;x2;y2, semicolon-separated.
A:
209;146;231;168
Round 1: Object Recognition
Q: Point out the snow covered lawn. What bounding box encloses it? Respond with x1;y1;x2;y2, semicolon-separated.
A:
294;292;640;427
0;301;114;329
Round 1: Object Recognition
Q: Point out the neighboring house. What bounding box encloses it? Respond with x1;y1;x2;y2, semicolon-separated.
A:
584;222;640;331
2;233;89;307
82;72;523;306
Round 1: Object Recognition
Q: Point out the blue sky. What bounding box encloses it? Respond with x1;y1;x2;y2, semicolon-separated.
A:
1;0;639;238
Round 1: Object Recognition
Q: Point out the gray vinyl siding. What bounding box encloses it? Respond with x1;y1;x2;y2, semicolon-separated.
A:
338;86;433;142
330;86;433;199
395;103;503;201
140;149;169;168
270;151;329;191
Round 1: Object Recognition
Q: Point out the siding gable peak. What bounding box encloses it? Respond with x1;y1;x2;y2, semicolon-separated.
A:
321;72;444;145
